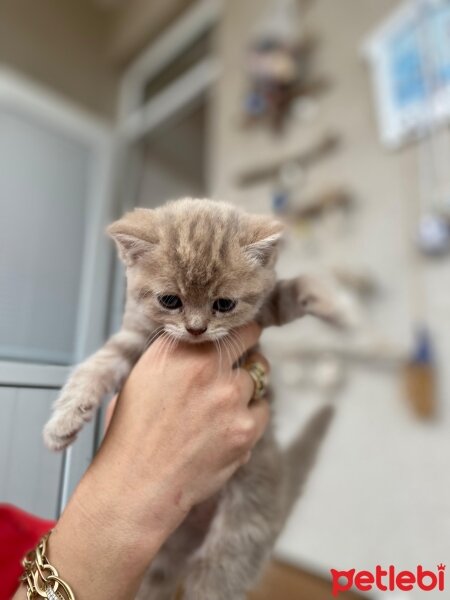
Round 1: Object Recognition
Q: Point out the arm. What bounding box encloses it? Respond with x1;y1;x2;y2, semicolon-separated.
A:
15;324;270;600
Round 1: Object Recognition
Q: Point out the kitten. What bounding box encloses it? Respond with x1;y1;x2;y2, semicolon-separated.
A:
44;198;341;600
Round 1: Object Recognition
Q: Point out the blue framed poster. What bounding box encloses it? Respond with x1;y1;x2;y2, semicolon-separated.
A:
364;0;450;148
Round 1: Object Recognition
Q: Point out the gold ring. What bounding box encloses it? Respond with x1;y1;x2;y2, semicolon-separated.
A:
243;361;268;400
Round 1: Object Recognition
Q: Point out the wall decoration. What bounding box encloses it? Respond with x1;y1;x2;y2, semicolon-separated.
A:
417;212;450;254
241;0;326;131
235;133;339;187
364;0;450;149
234;134;351;230
243;36;326;131
288;187;353;224
365;0;450;257
404;326;437;419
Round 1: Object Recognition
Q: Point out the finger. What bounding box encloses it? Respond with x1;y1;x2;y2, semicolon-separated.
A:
248;398;270;443
223;322;262;366
244;352;271;375
234;367;256;405
234;353;271;407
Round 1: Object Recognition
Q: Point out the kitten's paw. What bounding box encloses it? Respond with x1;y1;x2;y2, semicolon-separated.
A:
43;417;78;451
296;276;361;329
43;388;96;451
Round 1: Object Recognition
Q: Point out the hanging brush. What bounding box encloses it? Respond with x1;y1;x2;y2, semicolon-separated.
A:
404;326;436;419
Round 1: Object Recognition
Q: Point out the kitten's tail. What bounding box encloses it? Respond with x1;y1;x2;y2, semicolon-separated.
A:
280;404;335;524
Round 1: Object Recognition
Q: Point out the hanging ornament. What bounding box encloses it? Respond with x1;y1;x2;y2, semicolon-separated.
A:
271;159;307;214
271;185;291;214
417;213;450;255
242;0;326;131
404;325;437;419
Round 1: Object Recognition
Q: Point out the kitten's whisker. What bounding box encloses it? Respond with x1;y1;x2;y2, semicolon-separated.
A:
147;326;164;346
214;337;226;381
160;331;175;366
154;331;171;367
224;332;241;367
152;332;167;365
219;334;231;366
161;329;181;366
144;326;164;351
212;339;222;381
166;331;179;357
221;335;237;383
228;330;248;364
225;330;250;383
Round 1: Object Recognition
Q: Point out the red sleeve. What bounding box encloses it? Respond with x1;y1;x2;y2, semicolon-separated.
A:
0;504;56;600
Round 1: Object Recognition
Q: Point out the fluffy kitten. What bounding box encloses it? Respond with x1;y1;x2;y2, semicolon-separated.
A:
44;198;340;600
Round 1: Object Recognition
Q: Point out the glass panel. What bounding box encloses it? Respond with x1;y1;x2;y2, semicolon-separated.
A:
137;99;207;208
142;29;213;102
0;386;63;520
0;107;92;364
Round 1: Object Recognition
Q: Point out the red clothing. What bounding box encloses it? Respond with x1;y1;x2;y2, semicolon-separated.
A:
0;504;55;599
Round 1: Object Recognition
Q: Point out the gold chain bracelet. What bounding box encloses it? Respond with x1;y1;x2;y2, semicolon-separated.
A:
21;531;75;600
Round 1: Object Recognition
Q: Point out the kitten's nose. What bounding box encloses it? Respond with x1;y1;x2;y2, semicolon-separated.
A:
186;326;207;336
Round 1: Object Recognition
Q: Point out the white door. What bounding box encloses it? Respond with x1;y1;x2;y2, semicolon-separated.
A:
0;69;115;519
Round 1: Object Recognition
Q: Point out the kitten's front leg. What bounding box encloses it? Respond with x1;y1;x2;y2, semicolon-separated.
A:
258;275;353;328
44;329;147;451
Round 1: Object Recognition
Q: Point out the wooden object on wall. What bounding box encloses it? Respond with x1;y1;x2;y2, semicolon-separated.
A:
403;328;436;420
292;187;353;223
404;362;436;419
235;133;340;187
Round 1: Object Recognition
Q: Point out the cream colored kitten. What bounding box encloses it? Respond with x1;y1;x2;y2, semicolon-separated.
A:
44;198;341;600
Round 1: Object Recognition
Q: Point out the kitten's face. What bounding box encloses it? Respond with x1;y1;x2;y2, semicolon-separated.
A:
108;199;283;343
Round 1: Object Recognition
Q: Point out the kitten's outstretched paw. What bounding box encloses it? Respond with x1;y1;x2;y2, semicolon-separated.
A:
296;276;361;329
43;418;78;451
43;389;96;451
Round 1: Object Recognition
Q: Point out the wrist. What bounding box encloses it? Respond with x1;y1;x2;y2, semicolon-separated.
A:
44;464;186;600
93;430;194;535
71;459;186;563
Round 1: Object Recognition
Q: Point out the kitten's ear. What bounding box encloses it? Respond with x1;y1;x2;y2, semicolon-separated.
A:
108;232;151;265
243;218;284;266
107;209;157;266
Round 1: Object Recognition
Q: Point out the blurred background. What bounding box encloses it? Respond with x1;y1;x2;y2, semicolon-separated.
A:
1;0;450;598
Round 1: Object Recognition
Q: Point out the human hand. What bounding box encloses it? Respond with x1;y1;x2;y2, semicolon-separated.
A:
96;322;270;533
19;324;270;600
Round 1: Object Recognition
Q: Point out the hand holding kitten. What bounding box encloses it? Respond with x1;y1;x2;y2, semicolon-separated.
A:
12;324;270;600
42;198;339;600
98;321;270;517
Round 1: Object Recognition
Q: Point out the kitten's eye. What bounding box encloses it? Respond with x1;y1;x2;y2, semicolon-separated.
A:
213;298;236;313
158;295;182;310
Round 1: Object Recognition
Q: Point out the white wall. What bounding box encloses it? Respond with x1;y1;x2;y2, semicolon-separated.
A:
210;0;450;590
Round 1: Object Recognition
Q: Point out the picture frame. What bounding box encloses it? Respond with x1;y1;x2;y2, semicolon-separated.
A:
363;0;450;149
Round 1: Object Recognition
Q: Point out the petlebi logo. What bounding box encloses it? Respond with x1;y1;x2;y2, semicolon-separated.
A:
330;564;446;596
